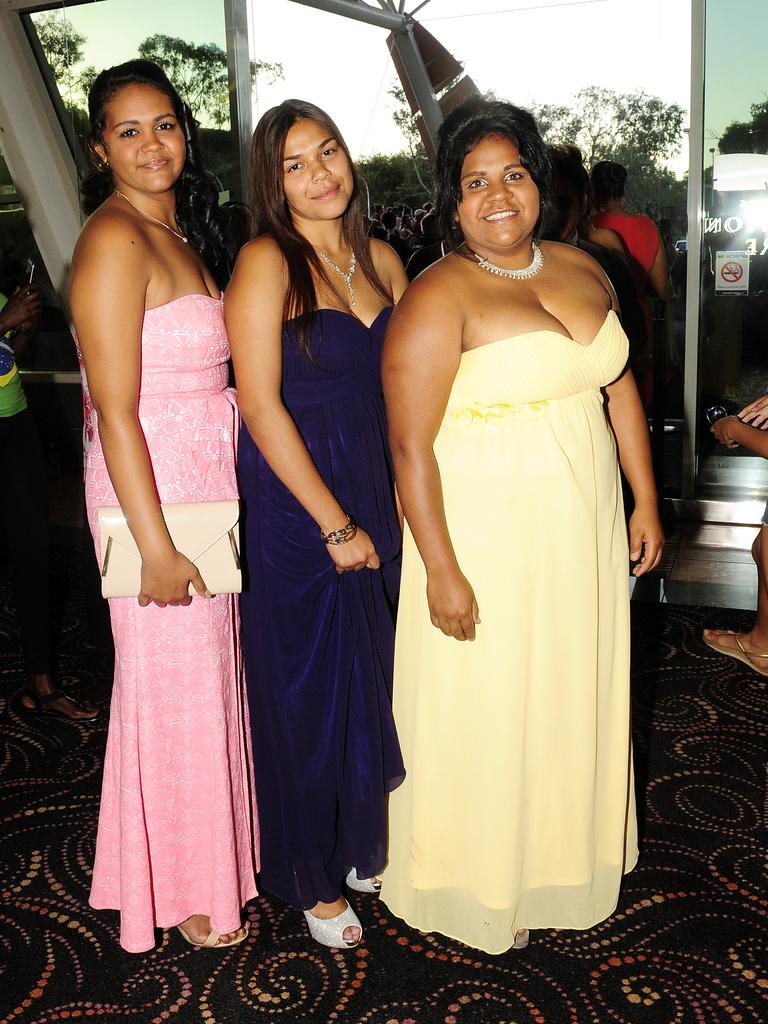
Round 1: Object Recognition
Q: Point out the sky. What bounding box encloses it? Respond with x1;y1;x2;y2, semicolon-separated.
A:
32;0;767;175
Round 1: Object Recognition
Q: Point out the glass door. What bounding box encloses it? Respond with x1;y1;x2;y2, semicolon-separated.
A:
695;0;768;503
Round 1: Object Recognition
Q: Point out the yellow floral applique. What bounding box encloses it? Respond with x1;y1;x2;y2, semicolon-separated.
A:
453;400;549;429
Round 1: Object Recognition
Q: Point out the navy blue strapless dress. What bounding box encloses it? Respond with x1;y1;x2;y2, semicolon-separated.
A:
238;307;405;909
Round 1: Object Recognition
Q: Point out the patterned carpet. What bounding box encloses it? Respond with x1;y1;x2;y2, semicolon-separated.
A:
1;545;767;1024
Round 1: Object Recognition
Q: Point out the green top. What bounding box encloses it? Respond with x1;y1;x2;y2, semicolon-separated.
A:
0;290;28;417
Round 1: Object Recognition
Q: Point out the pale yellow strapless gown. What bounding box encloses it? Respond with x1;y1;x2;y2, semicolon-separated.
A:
380;310;638;954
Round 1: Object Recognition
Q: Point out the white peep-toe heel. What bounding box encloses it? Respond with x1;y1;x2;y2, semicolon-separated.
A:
303;902;362;948
345;868;381;893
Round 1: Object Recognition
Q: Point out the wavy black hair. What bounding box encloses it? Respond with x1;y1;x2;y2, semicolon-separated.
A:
81;59;245;288
249;99;391;357
591;160;628;206
435;97;556;251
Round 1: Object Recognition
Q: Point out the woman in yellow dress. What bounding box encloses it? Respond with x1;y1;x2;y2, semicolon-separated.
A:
379;98;664;955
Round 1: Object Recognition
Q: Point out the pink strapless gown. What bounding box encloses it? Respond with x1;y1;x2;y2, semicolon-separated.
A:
81;294;259;952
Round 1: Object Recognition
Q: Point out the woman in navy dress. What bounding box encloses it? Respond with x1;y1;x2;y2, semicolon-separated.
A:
224;101;407;948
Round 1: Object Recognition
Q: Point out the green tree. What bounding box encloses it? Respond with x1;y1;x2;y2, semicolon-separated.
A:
357;151;433;209
531;86;685;218
720;99;768;154
34;10;86;94
531;86;683;168
138;34;283;128
388;85;435;197
77;65;99;101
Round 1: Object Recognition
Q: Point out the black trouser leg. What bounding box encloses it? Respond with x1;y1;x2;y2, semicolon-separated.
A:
0;408;51;674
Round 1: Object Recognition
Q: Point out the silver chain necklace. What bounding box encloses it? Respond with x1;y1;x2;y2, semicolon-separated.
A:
318;250;357;307
114;190;188;244
473;241;543;280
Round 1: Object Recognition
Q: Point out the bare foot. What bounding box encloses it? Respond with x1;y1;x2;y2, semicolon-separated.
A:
704;629;768;656
308;897;361;945
21;673;99;721
178;913;247;946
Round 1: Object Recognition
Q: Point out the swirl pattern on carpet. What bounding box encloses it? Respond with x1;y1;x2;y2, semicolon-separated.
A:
1;547;766;1023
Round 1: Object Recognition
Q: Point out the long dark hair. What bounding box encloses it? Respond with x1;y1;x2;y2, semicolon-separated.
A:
81;59;245;288
435;97;556;251
249;99;392;356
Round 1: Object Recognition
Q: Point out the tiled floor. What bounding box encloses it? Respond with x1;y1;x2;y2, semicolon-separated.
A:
631;520;759;610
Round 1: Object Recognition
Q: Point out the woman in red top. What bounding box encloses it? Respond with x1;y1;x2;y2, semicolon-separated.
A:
591;161;669;301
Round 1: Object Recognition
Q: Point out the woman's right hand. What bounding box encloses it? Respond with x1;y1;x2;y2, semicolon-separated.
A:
138;549;211;607
426;568;480;641
326;527;381;574
739;394;768;429
0;285;42;335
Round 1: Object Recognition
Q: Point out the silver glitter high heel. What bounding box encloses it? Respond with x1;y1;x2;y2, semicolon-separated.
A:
345;869;381;894
303;902;362;948
512;928;530;950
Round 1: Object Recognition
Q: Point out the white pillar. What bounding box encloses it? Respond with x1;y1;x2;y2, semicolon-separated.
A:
0;8;80;308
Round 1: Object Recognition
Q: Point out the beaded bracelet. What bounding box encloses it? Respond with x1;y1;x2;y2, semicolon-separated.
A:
320;515;358;545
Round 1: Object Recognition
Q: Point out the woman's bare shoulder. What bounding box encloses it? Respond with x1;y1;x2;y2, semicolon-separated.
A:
541;239;600;272
70;205;153;296
388;252;466;329
232;235;286;279
542;240;617;305
590;225;625;253
369;236;396;263
74;203;155;266
407;250;466;295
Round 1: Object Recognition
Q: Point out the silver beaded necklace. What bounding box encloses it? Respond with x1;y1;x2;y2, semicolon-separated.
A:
317;250;357;307
472;241;543;280
114;190;188;244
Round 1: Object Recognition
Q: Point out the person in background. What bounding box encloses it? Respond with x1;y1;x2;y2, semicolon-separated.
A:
545;145;646;361
591;160;669;303
704;395;768;674
379;97;663;954
368;219;387;241
1;275;98;722
405;212;446;281
380;209;410;265
70;59;257;953
225;99;407;950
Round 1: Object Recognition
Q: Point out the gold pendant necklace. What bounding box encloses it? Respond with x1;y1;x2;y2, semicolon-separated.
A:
114;190;188;243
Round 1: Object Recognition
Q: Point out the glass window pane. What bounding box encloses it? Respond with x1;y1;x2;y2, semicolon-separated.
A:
27;1;241;200
697;0;768;501
0;148;76;373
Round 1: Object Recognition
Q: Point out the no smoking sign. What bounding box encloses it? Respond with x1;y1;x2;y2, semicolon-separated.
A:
715;250;750;294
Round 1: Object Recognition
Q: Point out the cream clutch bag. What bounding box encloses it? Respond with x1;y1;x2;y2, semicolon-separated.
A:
97;500;241;599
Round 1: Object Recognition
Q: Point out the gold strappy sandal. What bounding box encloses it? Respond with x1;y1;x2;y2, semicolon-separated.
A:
702;630;768;677
176;919;249;948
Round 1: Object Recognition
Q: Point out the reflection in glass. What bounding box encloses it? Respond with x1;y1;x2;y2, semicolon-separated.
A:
697;0;768;500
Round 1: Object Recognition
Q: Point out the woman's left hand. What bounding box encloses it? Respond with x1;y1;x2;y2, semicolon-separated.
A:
711;415;743;448
628;506;664;576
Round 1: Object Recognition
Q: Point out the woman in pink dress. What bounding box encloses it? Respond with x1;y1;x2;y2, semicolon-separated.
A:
70;60;258;953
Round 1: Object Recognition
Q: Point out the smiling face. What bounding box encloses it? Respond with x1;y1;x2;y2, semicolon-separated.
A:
94;82;186;197
281;117;353;226
456;133;540;260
